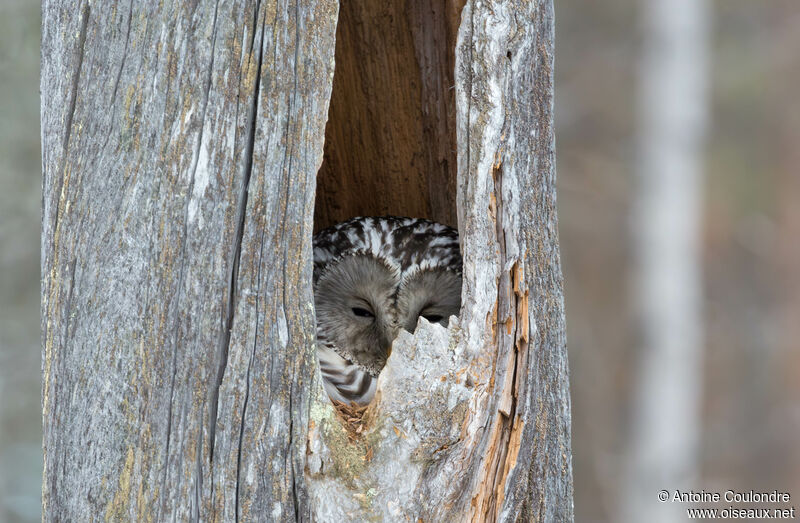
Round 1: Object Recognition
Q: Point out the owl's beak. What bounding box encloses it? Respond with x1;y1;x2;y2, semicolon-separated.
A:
377;323;398;365
379;332;393;361
380;340;393;360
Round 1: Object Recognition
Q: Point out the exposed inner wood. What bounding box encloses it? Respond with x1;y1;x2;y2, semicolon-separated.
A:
314;0;465;231
468;159;529;523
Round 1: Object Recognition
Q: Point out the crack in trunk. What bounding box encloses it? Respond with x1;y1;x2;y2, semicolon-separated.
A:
51;1;89;248
159;0;222;520
209;2;265;521
209;0;262;467
62;1;89;158
109;0;134;110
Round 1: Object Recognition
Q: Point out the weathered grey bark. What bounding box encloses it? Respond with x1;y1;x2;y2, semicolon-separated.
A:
621;0;709;521
42;0;571;521
41;1;338;519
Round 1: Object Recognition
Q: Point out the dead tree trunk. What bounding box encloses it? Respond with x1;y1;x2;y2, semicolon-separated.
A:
41;0;571;521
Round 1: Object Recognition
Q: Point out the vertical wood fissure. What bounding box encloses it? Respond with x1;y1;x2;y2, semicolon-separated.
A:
287;0;304;518
161;1;223;518
51;0;89;251
109;0;134;111
61;1;89;160
218;3;265;521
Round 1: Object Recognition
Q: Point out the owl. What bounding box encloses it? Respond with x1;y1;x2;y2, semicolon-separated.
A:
313;216;462;405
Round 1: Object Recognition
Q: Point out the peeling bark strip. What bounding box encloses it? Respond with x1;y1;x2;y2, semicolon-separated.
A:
41;1;337;520
306;0;572;522
42;0;571;521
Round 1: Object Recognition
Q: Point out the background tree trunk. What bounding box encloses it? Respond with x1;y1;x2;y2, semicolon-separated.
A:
620;0;710;521
41;0;571;521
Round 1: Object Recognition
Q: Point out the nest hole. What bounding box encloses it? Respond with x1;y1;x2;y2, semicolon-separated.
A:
313;1;467;415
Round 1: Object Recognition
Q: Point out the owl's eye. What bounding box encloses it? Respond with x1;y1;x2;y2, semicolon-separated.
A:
421;314;443;323
352;307;374;318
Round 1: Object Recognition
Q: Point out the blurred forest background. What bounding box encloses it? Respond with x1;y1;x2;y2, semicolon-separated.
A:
1;0;798;521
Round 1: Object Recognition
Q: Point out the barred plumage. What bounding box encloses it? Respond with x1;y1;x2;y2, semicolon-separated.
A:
313;216;462;405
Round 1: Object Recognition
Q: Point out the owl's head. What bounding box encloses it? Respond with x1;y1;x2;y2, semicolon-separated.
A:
395;266;462;333
314;254;400;375
314;253;462;376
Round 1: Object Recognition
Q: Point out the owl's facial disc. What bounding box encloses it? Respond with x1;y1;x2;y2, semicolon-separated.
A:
314;254;399;375
346;298;396;361
396;268;462;333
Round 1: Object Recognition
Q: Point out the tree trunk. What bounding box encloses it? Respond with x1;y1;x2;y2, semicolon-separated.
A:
621;0;710;521
41;1;571;521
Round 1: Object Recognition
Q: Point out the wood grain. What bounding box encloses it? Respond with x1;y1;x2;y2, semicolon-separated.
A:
314;0;464;231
